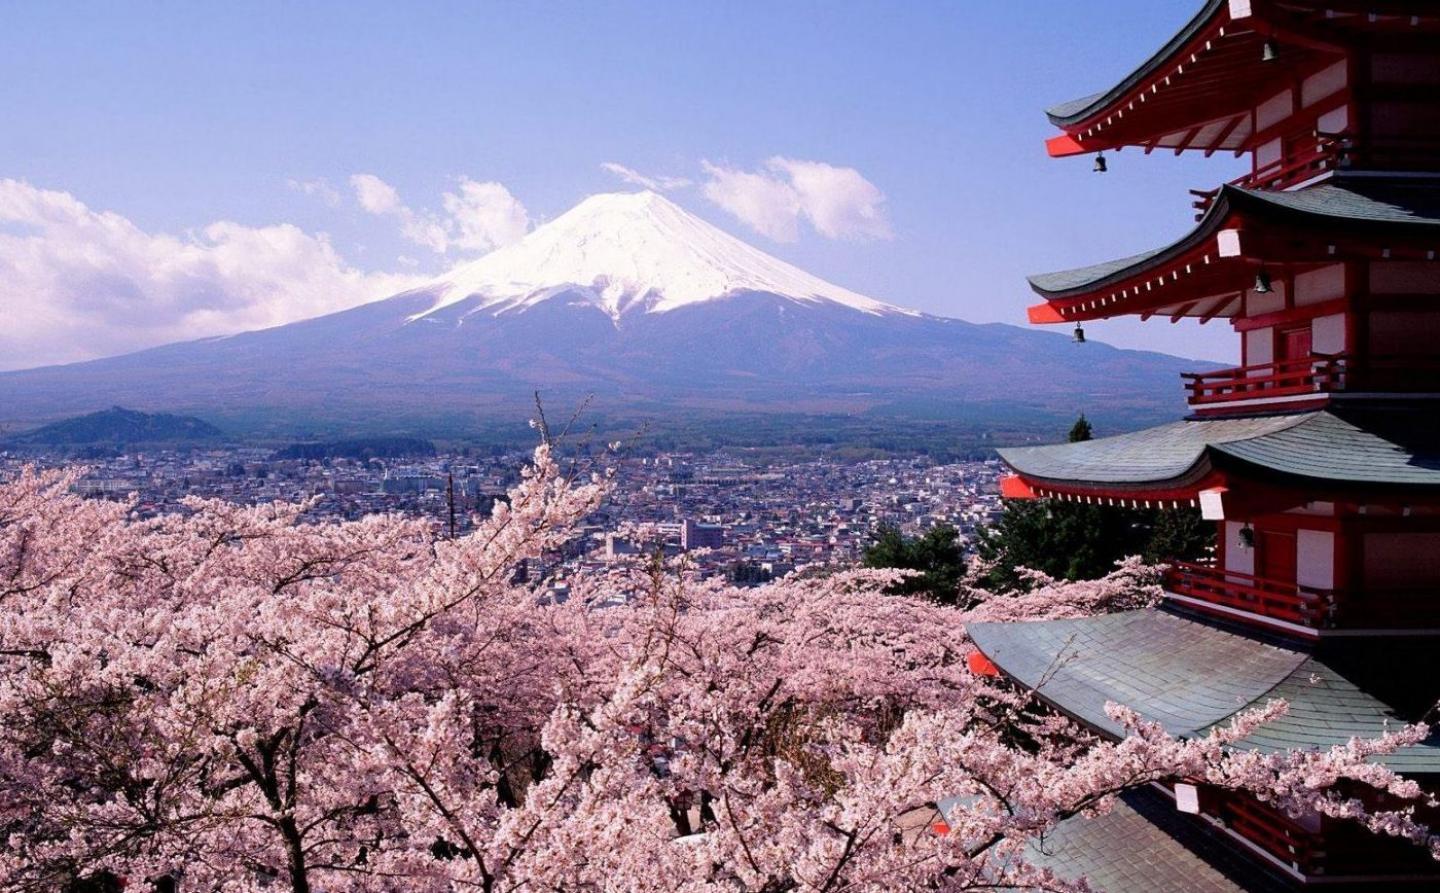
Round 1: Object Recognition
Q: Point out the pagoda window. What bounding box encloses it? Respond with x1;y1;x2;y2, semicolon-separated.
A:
1294;264;1345;306
1223;521;1255;576
1295;529;1336;591
1316;103;1349;136
1256;90;1295;135
1301;61;1347;110
1311;313;1345;355
1242;327;1274;367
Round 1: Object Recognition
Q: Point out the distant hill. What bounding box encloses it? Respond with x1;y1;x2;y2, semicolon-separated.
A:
6;407;223;446
273;437;437;461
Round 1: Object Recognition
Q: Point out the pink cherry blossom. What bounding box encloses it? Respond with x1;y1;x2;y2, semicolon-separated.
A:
1;451;1434;892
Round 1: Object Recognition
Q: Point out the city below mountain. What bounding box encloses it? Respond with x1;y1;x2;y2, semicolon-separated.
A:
0;191;1203;446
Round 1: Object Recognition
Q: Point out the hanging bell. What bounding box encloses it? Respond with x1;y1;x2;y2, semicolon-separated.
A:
1261;40;1279;62
1073;323;1087;344
1093;153;1108;173
1253;268;1273;293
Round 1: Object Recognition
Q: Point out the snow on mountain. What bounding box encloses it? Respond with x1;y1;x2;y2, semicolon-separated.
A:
419;190;909;321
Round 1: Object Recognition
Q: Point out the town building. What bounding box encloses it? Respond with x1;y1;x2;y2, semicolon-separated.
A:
682;518;725;550
975;2;1440;888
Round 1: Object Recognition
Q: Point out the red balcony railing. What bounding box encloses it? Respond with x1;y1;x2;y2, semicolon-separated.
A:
1191;131;1344;217
1164;561;1334;630
1184;353;1440;407
1183;354;1346;406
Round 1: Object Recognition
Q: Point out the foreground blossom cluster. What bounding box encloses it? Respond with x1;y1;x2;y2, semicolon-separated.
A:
1;448;1435;892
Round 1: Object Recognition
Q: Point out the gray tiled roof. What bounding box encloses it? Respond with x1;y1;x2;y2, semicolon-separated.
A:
998;408;1440;491
968;611;1304;738
1028;246;1173;295
968;610;1440;773
1022;788;1294;893
1212;657;1440;775
1233;179;1440;228
1045;0;1227;126
1027;178;1440;298
1213;407;1440;486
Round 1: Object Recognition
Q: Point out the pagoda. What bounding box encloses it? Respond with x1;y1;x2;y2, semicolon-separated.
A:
972;1;1440;889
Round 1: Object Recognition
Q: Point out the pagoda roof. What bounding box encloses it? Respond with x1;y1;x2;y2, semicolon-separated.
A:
1045;0;1230;128
1043;1;1439;157
999;406;1440;497
1027;177;1440;322
1020;788;1295;892
968;609;1440;774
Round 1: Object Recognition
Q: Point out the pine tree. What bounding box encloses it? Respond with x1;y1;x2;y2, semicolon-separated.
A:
863;523;966;604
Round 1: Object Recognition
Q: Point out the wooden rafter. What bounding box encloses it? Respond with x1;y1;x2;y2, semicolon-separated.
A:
1204;114;1247;157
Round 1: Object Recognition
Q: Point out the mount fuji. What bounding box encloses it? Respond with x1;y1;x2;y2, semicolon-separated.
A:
0;191;1199;440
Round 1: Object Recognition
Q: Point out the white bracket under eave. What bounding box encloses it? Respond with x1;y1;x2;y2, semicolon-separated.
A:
1217;228;1244;258
1227;0;1254;21
1199;487;1228;520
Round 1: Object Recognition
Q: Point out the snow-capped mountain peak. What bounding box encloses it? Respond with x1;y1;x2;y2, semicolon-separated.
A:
419;190;909;321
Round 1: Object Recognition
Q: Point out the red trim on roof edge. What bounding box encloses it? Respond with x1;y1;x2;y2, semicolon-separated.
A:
1027;303;1067;325
1000;475;1038;500
1046;134;1089;158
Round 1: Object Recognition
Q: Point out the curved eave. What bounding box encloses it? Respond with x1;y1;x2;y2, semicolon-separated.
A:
1025;179;1440;323
1043;1;1354;156
1026;188;1240;324
999;407;1440;500
1045;0;1228;129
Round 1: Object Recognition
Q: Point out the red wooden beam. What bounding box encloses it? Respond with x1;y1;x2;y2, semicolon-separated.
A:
1198;293;1241;324
1170;301;1201;322
1174;126;1204;155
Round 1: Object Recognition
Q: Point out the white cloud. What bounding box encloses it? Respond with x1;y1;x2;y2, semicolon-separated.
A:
350;173;403;215
767;157;892;241
600;162;691;192
442;178;531;253
699;157;892;242
286;177;342;207
350;173;529;255
0;179;424;371
700;161;802;242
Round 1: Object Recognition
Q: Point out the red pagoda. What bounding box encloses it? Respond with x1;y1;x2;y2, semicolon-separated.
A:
972;1;1440;889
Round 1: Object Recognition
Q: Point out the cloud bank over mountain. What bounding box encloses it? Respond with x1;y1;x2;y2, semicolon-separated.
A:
700;157;892;243
349;173;531;256
0;179;422;371
0;156;891;370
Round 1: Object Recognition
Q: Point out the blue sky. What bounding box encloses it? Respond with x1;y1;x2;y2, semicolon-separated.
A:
0;1;1243;368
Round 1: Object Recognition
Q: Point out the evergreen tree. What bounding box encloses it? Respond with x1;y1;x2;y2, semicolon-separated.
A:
862;523;966;604
1068;414;1093;443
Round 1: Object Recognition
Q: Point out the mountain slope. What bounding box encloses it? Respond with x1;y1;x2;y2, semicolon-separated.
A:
0;191;1203;438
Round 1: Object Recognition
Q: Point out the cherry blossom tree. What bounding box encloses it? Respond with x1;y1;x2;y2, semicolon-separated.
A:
1;450;1435;892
